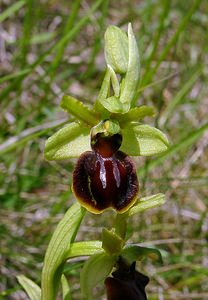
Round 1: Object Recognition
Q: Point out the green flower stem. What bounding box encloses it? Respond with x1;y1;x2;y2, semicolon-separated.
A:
114;212;128;240
61;274;72;300
41;203;86;300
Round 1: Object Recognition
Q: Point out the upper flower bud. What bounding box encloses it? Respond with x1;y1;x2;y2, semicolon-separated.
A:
104;25;128;74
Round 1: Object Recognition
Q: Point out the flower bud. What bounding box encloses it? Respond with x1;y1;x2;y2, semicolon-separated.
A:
104;26;128;74
105;258;149;300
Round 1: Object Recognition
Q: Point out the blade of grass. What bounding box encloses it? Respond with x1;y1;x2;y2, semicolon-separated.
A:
140;0;170;87
0;69;30;84
0;0;103;105
18;0;34;67
48;0;81;77
138;122;208;176
0;118;69;156
30;31;56;45
0;0;25;23
81;0;109;80
140;0;202;86
160;67;202;126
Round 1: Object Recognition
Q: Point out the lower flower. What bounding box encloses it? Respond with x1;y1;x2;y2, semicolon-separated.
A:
105;258;149;300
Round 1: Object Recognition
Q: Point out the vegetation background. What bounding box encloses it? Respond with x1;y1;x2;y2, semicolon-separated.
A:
0;0;207;299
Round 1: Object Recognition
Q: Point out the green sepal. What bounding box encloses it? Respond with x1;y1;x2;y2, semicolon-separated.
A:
80;252;116;300
41;203;86;300
66;241;103;259
121;245;163;264
119;23;140;107
61;95;98;126
104;25;128;74
17;275;41;300
114;106;155;125
44;122;91;160
102;228;124;255
120;123;169;156
128;193;165;217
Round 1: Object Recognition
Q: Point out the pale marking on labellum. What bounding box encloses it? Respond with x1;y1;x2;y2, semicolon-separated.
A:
112;159;121;188
99;156;107;189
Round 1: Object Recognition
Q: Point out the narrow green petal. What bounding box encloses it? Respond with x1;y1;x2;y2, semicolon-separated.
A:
114;106;154;124
61;95;98;126
80;253;116;300
99;96;127;113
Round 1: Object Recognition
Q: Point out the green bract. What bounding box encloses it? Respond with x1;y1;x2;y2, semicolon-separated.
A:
80;252;116;300
104;25;128;74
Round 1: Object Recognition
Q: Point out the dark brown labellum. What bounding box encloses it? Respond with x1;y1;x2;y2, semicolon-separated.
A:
72;132;139;214
105;258;149;300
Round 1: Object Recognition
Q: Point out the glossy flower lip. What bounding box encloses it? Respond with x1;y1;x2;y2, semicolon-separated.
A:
72;147;139;214
105;260;149;300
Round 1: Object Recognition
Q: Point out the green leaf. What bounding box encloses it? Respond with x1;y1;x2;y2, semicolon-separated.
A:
17;275;41;300
80;253;116;300
41;203;86;300
128;193;165;216
66;241;103;259
114;106;155;124
61;95;98;126
102;228;124;255
119;23;140;107
44;122;91;160
121;245;163;264
120;123;169;156
61;274;71;300
104;25;128;74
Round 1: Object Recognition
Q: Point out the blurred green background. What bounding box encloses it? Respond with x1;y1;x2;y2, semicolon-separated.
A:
0;0;208;299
